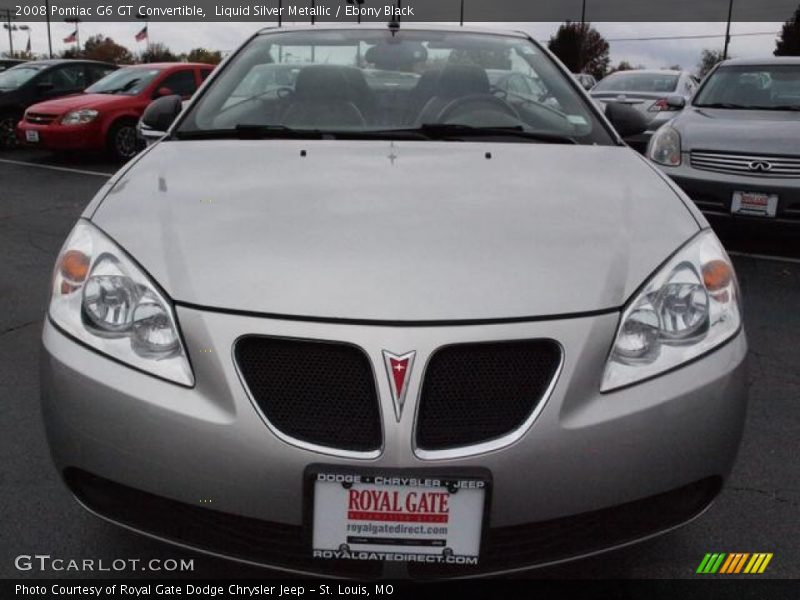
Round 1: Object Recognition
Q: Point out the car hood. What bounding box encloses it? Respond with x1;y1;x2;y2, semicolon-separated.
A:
674;107;800;155
91;140;698;321
27;93;137;115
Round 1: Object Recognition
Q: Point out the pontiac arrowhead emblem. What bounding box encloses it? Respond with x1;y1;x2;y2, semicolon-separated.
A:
382;350;415;422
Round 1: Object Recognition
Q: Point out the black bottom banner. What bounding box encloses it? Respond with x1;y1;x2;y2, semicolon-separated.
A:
4;580;799;600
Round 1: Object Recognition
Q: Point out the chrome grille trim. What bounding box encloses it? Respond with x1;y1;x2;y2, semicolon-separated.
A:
413;341;564;460
691;151;800;178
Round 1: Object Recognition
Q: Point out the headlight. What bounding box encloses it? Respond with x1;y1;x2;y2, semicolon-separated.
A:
49;220;194;386
648;125;682;166
61;109;99;125
601;230;741;392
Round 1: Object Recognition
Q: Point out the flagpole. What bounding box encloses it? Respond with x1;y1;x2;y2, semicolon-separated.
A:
45;0;52;57
1;9;14;56
18;24;30;55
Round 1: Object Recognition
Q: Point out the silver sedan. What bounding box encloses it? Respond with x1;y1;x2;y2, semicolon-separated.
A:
41;25;747;578
591;69;699;152
649;57;800;226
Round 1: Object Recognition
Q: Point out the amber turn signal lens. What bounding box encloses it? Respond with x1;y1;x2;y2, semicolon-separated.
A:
60;250;90;283
703;260;732;292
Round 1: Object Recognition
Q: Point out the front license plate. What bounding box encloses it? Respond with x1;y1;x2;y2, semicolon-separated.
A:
309;468;489;564
25;130;39;143
732;191;778;218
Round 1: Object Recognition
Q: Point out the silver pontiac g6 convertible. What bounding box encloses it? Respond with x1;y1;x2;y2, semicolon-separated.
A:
42;25;747;578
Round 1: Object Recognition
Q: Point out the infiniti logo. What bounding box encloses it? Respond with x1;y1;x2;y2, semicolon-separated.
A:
749;160;773;172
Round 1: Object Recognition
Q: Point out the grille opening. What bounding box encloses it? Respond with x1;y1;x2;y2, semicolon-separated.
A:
690;150;800;178
416;340;562;451
235;336;382;453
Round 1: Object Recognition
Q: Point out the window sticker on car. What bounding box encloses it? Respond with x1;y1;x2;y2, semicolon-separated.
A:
567;115;588;125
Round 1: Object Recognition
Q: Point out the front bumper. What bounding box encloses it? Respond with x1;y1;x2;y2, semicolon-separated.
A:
661;156;800;226
41;306;749;577
17;119;105;151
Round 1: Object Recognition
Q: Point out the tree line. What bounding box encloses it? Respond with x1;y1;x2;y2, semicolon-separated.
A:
7;36;223;65
549;6;799;80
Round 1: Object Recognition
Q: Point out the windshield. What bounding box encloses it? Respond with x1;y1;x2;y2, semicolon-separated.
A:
179;29;613;145
0;65;44;90
694;65;800;110
593;72;679;93
86;67;162;95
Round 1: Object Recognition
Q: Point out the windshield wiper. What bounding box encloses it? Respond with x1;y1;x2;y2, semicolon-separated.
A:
694;102;753;109
174;123;579;143
383;123;578;144
175;125;327;140
749;105;800;112
98;79;141;95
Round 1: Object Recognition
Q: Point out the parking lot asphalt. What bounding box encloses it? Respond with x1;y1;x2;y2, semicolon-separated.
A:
1;149;798;580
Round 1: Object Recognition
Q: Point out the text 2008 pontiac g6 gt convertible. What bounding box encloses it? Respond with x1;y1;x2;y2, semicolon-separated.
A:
41;25;747;578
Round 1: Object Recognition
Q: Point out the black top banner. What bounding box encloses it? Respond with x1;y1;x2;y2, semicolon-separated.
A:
2;0;799;22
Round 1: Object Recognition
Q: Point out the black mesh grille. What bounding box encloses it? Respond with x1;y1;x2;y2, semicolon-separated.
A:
235;336;381;452
416;340;561;450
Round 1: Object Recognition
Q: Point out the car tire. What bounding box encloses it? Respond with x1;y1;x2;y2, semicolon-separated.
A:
107;120;140;162
0;112;21;150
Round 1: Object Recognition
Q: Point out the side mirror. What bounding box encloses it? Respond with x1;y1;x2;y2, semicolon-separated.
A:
666;95;686;109
605;102;649;138
137;119;164;147
153;86;174;99
141;94;182;135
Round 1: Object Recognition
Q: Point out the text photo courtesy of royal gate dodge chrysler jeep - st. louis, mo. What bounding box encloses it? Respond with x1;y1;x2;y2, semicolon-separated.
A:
0;0;798;597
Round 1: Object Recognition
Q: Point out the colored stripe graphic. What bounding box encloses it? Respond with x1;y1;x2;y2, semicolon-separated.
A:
734;553;750;573
744;553;774;574
719;554;736;573
699;552;773;574
697;553;727;573
720;553;750;573
696;553;713;573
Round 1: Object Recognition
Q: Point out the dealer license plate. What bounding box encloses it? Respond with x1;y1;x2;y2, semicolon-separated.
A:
310;469;489;564
25;130;39;143
732;191;778;218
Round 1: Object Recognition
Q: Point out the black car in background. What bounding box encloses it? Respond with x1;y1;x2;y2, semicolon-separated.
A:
0;59;117;148
0;59;26;73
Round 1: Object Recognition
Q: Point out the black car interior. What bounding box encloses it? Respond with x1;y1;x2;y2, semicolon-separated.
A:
213;62;569;132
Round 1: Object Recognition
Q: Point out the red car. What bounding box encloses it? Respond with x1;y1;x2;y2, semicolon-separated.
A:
17;62;214;160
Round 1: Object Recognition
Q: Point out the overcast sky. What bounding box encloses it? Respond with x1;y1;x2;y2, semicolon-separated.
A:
3;21;785;73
